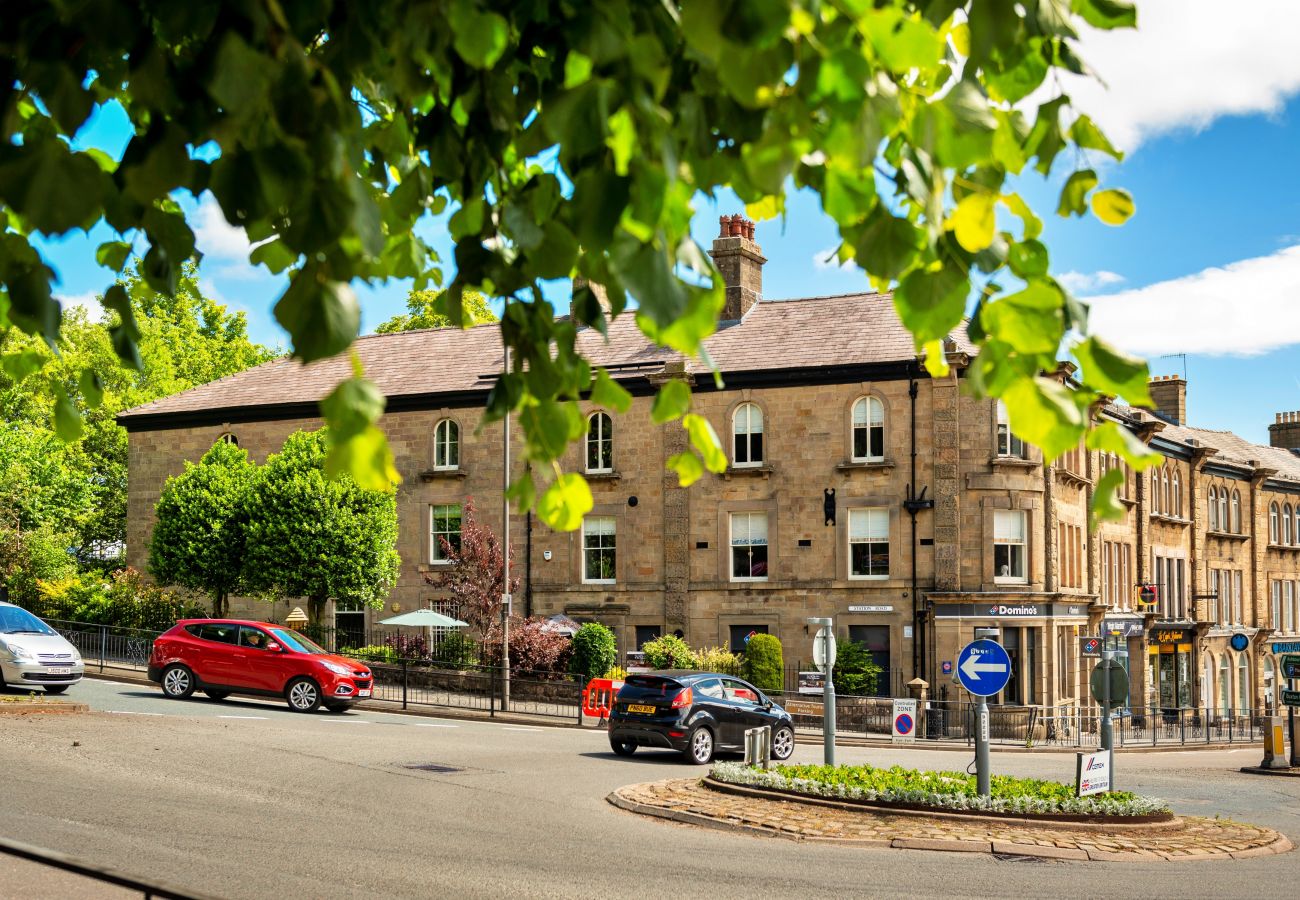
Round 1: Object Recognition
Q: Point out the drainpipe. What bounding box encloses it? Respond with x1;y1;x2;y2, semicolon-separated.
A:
525;509;534;619
902;362;934;688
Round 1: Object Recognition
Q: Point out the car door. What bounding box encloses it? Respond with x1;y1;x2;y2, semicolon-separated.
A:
721;677;770;743
234;626;280;692
692;678;740;747
193;623;240;685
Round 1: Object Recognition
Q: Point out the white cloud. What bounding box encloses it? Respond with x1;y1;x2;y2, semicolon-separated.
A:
813;245;854;271
55;291;100;316
1086;245;1300;356
193;194;254;261
1060;1;1300;152
1057;270;1125;294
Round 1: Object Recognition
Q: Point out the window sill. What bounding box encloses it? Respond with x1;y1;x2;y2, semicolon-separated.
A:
993;578;1029;586
581;580;616;586
989;457;1038;470
417;562;453;573
1207;530;1249;542
1149;513;1190;526
729;577;770;584
584;470;621;482
1268;543;1300;551
848;575;889;582
419;469;467;482
836;458;895;472
1056;469;1092;488
723;464;774;480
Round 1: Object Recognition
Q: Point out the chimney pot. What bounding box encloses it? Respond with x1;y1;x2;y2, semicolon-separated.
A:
709;212;766;320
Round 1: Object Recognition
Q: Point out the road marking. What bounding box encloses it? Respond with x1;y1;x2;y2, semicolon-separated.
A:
319;719;371;724
502;726;543;732
218;715;268;720
410;722;459;728
106;710;165;716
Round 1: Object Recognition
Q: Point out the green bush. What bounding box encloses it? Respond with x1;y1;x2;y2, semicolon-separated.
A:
431;632;479;668
743;634;784;692
569;622;617;681
695;646;743;674
641;634;698;669
832;640;882;696
349;644;398;663
30;567;206;632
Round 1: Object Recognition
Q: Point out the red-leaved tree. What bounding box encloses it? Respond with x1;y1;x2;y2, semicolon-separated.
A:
425;498;519;643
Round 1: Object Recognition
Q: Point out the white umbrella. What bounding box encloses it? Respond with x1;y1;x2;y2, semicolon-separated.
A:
379;609;469;628
540;614;581;636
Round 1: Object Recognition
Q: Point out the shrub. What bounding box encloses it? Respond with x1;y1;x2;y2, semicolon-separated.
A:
641;634;698;669
382;632;430;660
30;567;205;632
695;646;743;674
482;617;572;676
605;665;628;681
832;640;882;696
569;622;618;681
430;632;479;668
349;645;398;663
744;634;784;692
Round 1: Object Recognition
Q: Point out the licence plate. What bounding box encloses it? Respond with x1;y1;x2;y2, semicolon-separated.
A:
627;703;656;714
48;667;72;675
358;689;371;698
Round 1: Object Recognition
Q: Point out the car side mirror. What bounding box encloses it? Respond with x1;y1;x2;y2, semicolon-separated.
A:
265;642;282;653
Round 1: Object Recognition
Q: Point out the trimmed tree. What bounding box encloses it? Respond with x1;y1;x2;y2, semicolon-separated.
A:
569;622;618;681
744;634;784;693
149;439;257;618
425;498;518;643
242;430;399;623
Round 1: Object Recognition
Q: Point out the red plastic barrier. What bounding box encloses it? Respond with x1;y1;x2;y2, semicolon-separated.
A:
582;678;624;719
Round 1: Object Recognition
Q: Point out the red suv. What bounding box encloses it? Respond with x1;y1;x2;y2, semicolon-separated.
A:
148;620;373;713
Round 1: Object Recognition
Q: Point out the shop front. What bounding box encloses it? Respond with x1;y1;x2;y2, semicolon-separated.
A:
1147;624;1195;715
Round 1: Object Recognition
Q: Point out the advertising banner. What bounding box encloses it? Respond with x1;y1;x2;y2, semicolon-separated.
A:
1076;751;1111;796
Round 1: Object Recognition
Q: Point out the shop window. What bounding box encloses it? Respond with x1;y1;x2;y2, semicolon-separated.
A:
433;419;460;470
851;397;885;462
585;412;613;474
999;627;1036;706
730;512;769;580
848;508;889;579
581;516;616;583
848;625;891;697
430;503;462;564
995;401;1025;458
993;510;1026;583
728;624;769;655
732;402;764;467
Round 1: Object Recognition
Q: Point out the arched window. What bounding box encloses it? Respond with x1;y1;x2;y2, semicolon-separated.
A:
433;419;460;470
1171;470;1182;517
1161;468;1170;515
216;432;239;447
1294;506;1300;546
733;402;764;467
851;397;885;462
1152;470;1162;514
1208;486;1219;531
1271;502;1281;544
1230;490;1241;534
1285;504;1294;546
585;412;613;473
1238;653;1251;713
1218;488;1229;534
1218;655;1231;717
996;400;1025;458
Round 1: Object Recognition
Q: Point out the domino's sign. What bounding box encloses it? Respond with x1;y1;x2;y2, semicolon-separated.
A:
1076;751;1112;796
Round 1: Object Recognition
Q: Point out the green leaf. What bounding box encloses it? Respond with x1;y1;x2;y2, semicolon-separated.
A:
1090;467;1127;524
273;271;360;363
1000;376;1085;461
1;348;45;382
0;141;105;235
101;284;144;371
590;368;632;413
683;413;726;472
949;192;996;252
666;451;705;487
979;282;1064;354
1002;192;1042;240
249;238;297;274
853;205;925;281
1086;420;1162;470
605;108;636;177
449;0;509;68
537;472;593;532
1056;169;1097;217
520;400;585;462
324;424;400;491
893;266;969;348
78;368;104;409
53;387;83;442
1072;336;1153;406
1007;240;1049;279
1091;188;1135;225
564;51;594;88
745;195;784;222
1069;114;1123;160
1072;0;1137;29
95;241;132;272
651;380;691;424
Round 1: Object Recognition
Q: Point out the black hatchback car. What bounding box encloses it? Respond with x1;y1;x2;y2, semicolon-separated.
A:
608;671;795;764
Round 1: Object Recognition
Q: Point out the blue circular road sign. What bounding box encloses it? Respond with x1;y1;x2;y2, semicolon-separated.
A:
956;639;1012;697
895;713;914;735
1230;633;1249;652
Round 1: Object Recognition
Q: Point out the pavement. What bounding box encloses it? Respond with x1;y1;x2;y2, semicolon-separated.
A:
609;778;1290;861
2;677;1299;899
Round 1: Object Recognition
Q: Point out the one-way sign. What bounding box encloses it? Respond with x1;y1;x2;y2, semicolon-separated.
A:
956;639;1012;697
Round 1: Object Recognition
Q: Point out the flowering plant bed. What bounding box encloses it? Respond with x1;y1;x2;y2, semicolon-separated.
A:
709;762;1171;822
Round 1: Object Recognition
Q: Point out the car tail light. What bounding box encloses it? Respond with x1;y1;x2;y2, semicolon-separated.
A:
668;730;685;738
670;687;693;709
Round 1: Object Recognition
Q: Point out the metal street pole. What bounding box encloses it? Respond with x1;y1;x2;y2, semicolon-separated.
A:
1290;674;1299;768
976;697;990;796
808;616;836;766
501;342;511;713
1101;650;1114;788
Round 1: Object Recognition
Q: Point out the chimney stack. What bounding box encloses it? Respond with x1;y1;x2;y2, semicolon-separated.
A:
1271;411;1300;451
709;214;765;320
1145;374;1187;425
570;274;611;323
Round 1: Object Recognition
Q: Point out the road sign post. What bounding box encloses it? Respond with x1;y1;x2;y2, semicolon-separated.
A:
808;617;836;766
1089;653;1129;790
956;630;1010;798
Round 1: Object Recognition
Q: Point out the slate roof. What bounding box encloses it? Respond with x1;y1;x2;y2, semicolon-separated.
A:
1160;423;1300;484
117;292;973;424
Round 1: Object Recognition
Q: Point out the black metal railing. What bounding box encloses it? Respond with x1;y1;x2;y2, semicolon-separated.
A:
48;619;162;673
361;657;584;723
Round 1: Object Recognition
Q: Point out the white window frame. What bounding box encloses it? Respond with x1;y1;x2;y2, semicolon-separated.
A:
433;419;460;471
1171;469;1181;517
732;403;764;468
1273;581;1283;633
1286;504;1295;546
847;508;890;580
429;503;462;564
993;510;1027;584
1218;489;1229;534
1271;503;1281;544
851;397;885;463
585;412;613;474
1230;490;1241;533
995;401;1026;459
581;516;617;584
1294;508;1300;547
1210;569;1221;626
729;512;769;582
1233;569;1243;626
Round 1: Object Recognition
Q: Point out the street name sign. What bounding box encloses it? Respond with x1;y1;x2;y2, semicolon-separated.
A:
956;640;1011;697
1283;689;1300;708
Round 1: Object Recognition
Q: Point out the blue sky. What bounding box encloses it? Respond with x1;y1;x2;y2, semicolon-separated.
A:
34;1;1300;445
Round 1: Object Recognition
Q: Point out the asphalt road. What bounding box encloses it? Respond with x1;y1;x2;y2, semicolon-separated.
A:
1;677;1298;899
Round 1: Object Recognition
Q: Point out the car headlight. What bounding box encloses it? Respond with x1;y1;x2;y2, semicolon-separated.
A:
321;660;353;676
6;644;34;662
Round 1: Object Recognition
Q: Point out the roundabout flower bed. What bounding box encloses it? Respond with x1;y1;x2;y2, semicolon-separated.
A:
710;761;1171;820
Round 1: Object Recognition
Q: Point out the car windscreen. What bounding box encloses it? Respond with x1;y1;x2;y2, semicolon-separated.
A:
617;676;685;702
269;628;329;655
0;606;56;636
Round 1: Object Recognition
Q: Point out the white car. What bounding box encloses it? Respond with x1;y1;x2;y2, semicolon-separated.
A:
0;601;84;693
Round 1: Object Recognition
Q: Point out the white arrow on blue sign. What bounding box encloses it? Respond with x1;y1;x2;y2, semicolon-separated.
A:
956;639;1012;697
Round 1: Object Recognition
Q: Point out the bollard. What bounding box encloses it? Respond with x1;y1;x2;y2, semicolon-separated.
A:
744;725;772;769
1261;716;1290;769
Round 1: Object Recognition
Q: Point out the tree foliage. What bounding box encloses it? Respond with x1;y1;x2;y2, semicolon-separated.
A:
832;640;883;696
149;439;257;617
242;429;400;622
569;621;618;681
0;0;1152;527
425;498;518;642
374;288;497;334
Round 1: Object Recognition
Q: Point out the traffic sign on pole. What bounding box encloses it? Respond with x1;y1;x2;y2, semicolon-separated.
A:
1090;659;1129;707
812;627;837;674
956;639;1012;697
891;699;917;744
1282;655;1300;680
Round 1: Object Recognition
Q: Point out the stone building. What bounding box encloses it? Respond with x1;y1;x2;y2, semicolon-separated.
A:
118;216;1300;715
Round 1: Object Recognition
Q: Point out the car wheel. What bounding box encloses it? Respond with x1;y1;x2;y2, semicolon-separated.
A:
609;737;637;757
286;677;321;712
684;726;714;765
771;724;795;760
323;702;350;714
43;685;69;695
161;665;195;699
204;689;230;701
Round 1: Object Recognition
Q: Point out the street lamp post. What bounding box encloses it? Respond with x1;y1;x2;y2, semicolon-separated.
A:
500;342;511;713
